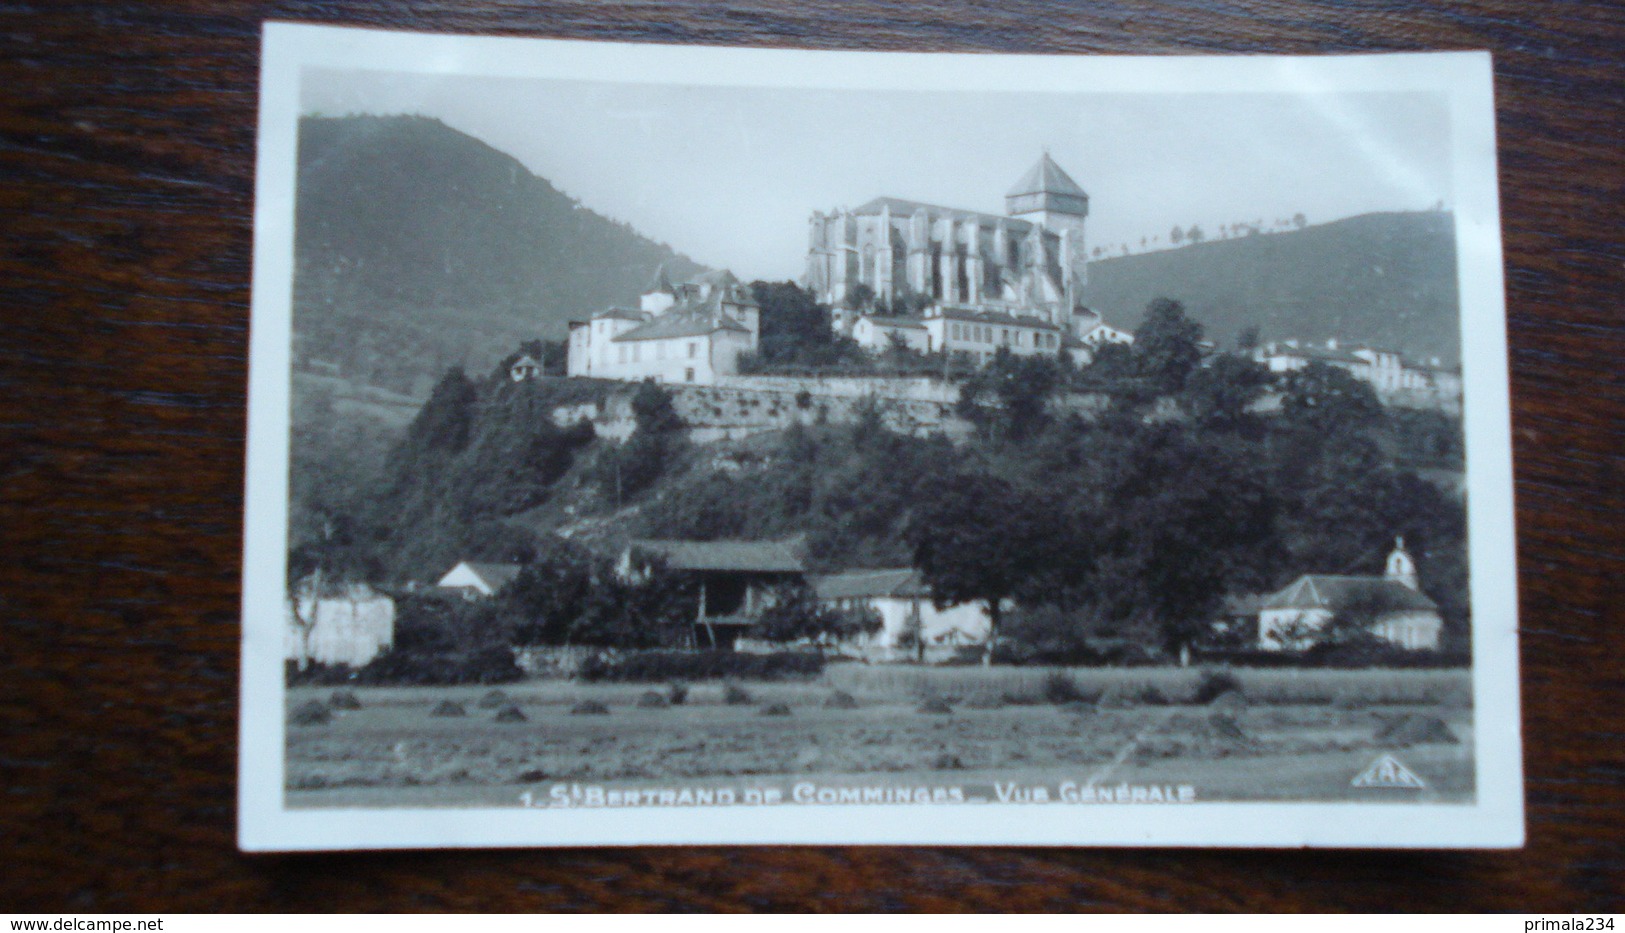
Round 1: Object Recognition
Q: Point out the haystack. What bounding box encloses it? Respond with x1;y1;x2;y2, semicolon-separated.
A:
759;702;793;717
723;683;753;706
477;689;509;709
571;700;611;715
1206;712;1249;742
916;698;953;715
290;700;331;726
430;700;466;717
1374;713;1459;746
823;690;859;710
637;690;669;709
493;704;528;723
328;690;362;710
1208;689;1248;711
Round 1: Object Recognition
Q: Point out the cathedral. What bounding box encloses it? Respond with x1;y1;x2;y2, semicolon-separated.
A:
804;153;1092;330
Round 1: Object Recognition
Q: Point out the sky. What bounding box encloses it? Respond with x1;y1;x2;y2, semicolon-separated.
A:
303;69;1452;282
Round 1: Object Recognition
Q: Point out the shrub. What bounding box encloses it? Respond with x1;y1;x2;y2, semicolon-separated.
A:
723;683;753;706
1193;669;1243;705
355;646;523;687
1041;670;1095;705
576;650;825;683
667;682;689;706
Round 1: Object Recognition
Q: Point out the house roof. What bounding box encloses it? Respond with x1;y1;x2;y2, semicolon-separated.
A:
456;562;523;590
1260;575;1438;613
645;263;675;295
935;306;1062;331
1006;153;1089;200
612;311;750;342
593;306;648;322
628;539;806;573
810;568;928;601
861;315;928;331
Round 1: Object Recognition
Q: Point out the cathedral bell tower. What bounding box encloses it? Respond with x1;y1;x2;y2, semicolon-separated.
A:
1005;151;1090;312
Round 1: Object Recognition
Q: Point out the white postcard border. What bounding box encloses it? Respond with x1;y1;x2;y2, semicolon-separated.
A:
240;22;1522;851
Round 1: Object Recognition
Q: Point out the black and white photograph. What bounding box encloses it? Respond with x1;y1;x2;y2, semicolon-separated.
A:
240;24;1521;850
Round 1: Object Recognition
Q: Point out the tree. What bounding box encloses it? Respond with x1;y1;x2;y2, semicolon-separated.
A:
1186;225;1204;244
910;473;1050;665
1236;325;1261;351
1279;361;1385;434
1169;225;1184;245
842;282;876;311
598;380;685;503
955;348;1062;442
1132;298;1204;393
1181;353;1273;431
1292;212;1308;230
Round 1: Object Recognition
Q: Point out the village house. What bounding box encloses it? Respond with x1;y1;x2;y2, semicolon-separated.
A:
285;580;395;668
1255;539;1444;651
567;267;760;385
810;568;992;662
621;539;806;650
436;560;523;598
850;314;930;354
1254;339;1463;405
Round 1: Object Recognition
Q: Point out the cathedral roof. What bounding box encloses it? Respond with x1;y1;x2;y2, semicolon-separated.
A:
1006;153;1089;199
851;197;1039;234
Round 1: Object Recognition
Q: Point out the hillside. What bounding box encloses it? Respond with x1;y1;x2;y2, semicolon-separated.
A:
1081;212;1461;365
292;115;706;396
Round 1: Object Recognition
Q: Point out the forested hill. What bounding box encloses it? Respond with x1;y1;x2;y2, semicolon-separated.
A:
1081;211;1461;366
292;114;706;396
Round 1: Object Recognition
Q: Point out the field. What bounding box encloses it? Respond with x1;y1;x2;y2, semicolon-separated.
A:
284;666;1475;809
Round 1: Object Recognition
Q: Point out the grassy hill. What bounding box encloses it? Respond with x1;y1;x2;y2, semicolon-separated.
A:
292;114;706;397
1082;211;1461;365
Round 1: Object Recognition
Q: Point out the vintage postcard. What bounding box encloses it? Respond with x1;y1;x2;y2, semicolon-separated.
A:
240;22;1521;849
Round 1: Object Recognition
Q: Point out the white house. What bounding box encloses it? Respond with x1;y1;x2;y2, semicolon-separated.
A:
436;561;523;598
286;581;395;668
1254;339;1460;404
922;307;1068;366
567;267;760;385
851;314;930;354
1256;539;1443;651
811;568;992;662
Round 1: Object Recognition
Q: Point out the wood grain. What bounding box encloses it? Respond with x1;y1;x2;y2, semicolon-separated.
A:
1;0;1621;912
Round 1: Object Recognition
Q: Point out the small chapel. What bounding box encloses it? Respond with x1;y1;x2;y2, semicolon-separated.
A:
1256;539;1445;651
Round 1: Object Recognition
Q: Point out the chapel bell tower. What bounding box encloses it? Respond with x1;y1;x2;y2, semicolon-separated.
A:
1385;537;1419;591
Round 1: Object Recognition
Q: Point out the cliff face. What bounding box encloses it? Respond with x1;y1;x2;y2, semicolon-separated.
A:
1083;211;1461;366
292;114;704;396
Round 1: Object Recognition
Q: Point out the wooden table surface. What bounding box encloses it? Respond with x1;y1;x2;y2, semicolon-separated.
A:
2;0;1621;913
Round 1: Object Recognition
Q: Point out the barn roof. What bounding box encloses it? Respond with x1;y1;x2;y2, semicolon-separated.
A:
810;568;928;601
628;539;805;573
1260;575;1437;613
